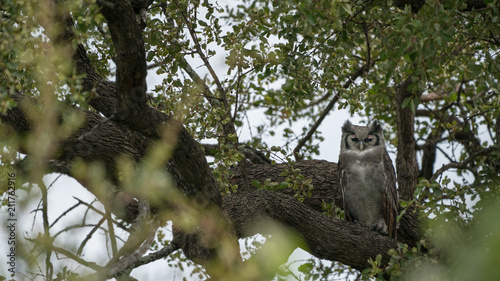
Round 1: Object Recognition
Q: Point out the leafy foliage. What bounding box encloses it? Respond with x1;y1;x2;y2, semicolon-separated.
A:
0;0;499;280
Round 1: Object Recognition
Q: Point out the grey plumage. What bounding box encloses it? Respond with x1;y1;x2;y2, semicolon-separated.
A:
338;120;398;239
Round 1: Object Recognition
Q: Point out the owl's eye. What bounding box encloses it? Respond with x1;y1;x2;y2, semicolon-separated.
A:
365;135;374;142
350;135;359;142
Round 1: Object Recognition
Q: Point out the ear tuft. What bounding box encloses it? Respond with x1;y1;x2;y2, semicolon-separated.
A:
341;120;353;133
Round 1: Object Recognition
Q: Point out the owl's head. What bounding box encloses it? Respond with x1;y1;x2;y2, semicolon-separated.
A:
341;120;384;151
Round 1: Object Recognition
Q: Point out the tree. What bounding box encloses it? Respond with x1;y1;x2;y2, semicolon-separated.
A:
1;0;499;280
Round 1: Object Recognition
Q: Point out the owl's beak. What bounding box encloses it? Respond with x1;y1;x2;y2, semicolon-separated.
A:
359;142;365;151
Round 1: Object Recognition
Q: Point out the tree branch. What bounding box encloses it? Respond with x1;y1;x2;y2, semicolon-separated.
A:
172;1;252;191
293;62;371;160
395;77;419;201
132;244;180;268
92;243;180;281
31;238;103;272
419;126;445;180
229;160;422;246
175;0;227;108
203;143;271;164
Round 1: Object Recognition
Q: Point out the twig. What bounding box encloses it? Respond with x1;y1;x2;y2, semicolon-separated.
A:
52;223;105;239
131;244;179;267
233;66;242;123
39;181;53;280
179;56;222;103
435;145;456;163
77;217;106;255
50;245;102;271
363;22;371;72
30;173;61;230
306;92;333;108
73;197;129;231
430;147;496;182
49;203;79;228
176;0;227;107
293;91;342;160
172;1;252;189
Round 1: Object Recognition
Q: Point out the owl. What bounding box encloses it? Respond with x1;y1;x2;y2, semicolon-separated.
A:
338;120;398;239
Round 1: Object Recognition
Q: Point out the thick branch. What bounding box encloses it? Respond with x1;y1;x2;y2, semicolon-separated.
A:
98;0;148;119
4;89;235;261
54;6;224;217
12;1;232;268
223;189;398;271
229;161;422;246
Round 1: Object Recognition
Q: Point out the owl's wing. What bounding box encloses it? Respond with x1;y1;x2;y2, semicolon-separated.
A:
338;156;353;222
383;150;399;239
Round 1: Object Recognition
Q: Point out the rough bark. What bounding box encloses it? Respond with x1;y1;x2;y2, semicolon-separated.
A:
1;96;423;272
395;78;419;201
3;93;145;176
230;160;339;213
419;127;444;180
71;1;223;212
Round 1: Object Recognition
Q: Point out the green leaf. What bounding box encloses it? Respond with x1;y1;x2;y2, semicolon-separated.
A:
146;51;155;62
342;3;353;15
409;98;416;115
271;146;281;152
397;209;406;222
282;79;294;92
276;182;288;189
